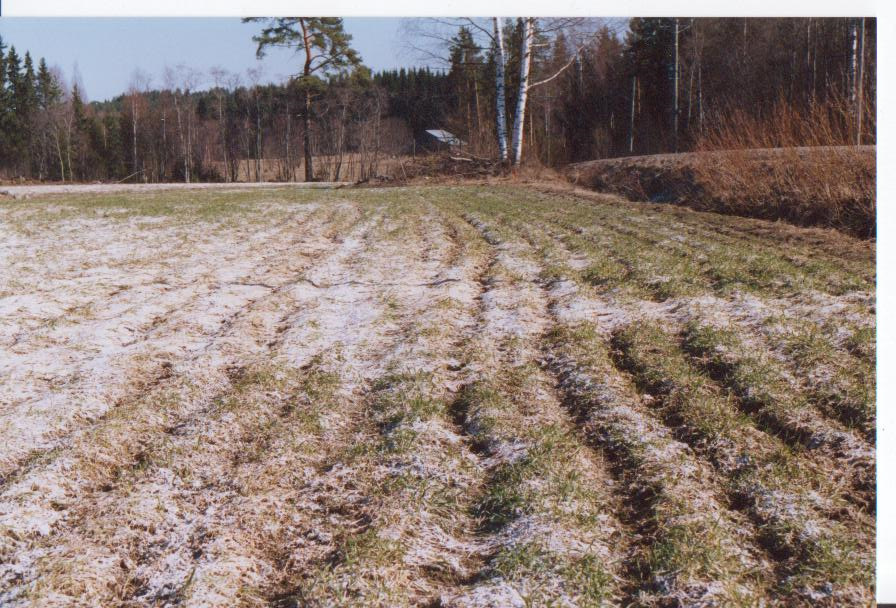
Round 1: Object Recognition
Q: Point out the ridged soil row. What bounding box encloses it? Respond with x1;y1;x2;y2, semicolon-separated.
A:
612;322;874;605
547;198;875;439
460;208;779;607
0;204;373;606
475;189;720;299
260;199;492;607
634;205;871;289
428;205;632;607
135;200;467;607
545;204;804;300
535;193;875;381
507;200;874;603
680;319;873;508
493;204;874;498
756;316;875;441
537;189;868;297
480;202;873;603
160;201;468;606
561;188;875;281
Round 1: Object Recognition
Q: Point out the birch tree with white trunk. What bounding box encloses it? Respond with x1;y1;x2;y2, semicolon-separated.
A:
126;69;151;182
404;17;603;166
508;17;601;166
165;65;202;184
493;17;509;162
209;67;232;182
510;18;534;166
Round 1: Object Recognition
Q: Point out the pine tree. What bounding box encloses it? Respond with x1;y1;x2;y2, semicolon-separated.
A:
0;37;7;163
34;58;64;180
244;17;362;181
447;27;484;144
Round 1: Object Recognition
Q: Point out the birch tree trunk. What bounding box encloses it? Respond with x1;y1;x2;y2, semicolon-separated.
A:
255;93;262;181
186;99;193;183
218;95;229;182
856;17;865;145
303;89;313;182
285;101;291;181
162;111;167;182
493;17;509;163
510;17;534;166
173;92;188;183
849;18;858;104
673;18;680;152
131;97;138;179
301;19;315;182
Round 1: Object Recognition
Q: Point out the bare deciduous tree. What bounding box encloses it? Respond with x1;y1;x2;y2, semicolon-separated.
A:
493;18;509;162
165;65;203;183
126;69;151;182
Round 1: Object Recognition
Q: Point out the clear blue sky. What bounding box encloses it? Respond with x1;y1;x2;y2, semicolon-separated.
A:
0;18;413;101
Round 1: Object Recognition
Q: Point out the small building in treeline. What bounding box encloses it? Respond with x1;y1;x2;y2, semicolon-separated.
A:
416;129;465;154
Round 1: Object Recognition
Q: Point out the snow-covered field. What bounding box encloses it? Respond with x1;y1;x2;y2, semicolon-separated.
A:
0;185;875;606
0;181;351;199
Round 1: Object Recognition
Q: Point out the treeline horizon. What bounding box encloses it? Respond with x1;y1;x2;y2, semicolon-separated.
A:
0;16;876;183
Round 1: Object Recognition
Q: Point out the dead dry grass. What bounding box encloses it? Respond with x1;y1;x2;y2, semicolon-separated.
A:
567;146;875;238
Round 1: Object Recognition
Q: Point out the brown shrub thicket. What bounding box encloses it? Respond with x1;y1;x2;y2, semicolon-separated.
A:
692;94;875;237
688;146;874;238
569;94;876;238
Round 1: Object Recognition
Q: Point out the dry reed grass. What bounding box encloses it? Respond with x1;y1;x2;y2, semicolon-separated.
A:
568;94;876;238
693;93;875;237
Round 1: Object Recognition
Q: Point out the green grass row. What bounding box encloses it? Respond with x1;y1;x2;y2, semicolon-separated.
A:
612;322;873;604
296;372;478;607
545;323;772;606
456;373;619;607
682;321;873;504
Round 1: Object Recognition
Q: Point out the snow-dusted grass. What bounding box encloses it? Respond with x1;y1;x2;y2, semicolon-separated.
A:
0;184;875;606
613;322;873;603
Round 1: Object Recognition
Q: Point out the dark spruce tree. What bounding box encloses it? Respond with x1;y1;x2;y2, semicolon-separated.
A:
5;46;24;172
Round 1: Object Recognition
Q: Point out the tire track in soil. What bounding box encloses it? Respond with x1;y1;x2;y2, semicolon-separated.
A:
88;211;412;607
0;203;371;605
43;198;483;607
496;209;874;513
678;320;874;511
0;203;357;495
434;208;633;607
460;210;782;606
190;202;485;605
537;202;875;447
499;204;875;550
609;321;873;604
531;190;865;299
255;199;493;607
